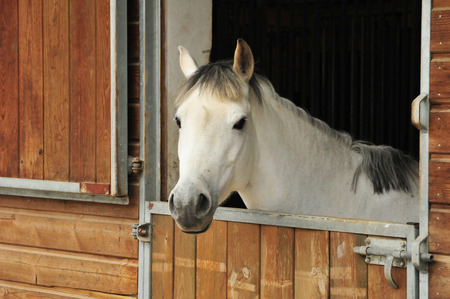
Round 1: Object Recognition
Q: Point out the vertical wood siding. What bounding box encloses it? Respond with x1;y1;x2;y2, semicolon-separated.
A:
0;0;140;297
152;216;407;298
429;0;450;297
0;0;111;184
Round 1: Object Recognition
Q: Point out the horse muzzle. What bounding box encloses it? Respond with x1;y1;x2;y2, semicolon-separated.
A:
168;188;216;233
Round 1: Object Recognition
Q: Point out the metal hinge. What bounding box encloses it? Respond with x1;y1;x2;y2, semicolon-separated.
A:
132;222;151;243
354;237;433;289
128;156;144;175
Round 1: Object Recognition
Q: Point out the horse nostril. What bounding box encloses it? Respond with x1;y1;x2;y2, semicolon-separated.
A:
196;193;211;218
169;193;177;219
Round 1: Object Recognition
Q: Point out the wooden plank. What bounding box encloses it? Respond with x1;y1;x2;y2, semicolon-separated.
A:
430;108;450;154
429;205;450;254
96;0;111;184
174;225;196;299
429;155;450;204
152;215;174;299
431;8;450;54
19;0;44;179
0;182;139;219
0;0;19;178
0;207;138;258
0;279;136;299
0;244;137;295
43;0;70;181
433;0;450;8
330;232;368;298
227;222;260;299
430;58;450;104
295;229;329;298
261;225;294;299
367;265;406;299
429;254;450;298
69;0;96;182
196;220;227;299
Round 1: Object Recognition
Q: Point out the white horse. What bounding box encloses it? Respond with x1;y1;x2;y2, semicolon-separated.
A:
169;39;419;233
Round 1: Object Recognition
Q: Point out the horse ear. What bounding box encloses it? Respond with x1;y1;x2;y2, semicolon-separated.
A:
178;46;199;77
233;39;254;82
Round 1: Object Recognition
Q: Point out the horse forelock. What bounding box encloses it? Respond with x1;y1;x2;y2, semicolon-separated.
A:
175;60;264;108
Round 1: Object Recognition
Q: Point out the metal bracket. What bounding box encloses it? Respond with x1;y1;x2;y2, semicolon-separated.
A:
354;237;433;289
411;234;431;273
411;93;429;131
132;222;151;243
128;156;144;175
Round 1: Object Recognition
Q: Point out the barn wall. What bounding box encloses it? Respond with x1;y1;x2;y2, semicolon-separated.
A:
0;0;140;297
151;215;407;298
429;1;450;297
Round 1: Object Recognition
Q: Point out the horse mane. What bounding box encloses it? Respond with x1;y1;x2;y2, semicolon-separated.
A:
177;59;419;195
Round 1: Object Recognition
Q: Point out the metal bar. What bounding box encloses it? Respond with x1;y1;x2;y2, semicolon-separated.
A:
110;0;128;197
0;187;128;204
139;0;161;297
407;225;419;299
149;201;413;238
418;0;431;297
0;177;80;193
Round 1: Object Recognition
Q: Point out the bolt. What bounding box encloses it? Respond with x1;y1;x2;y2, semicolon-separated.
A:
399;261;405;267
138;228;148;236
365;239;371;245
365;257;371;263
400;242;406;248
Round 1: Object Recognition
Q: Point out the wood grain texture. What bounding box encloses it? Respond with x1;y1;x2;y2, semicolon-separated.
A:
433;0;450;8
295;229;329;298
174;226;196;299
43;0;70;181
429;254;450;298
429;156;450;204
227;222;260;299
0;0;19;178
0;244;138;295
368;265;406;299
152;215;174;299
96;0;111;184
261;225;294;299
69;0;96;182
431;8;450;54
0;207;138;258
430;58;450;104
0;279;137;299
330;232;368;298
19;0;44;179
196;220;227;299
429;108;450;154
429;205;450;254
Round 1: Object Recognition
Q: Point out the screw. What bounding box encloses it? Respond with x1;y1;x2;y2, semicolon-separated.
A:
138;228;148;236
365;257;371;263
365;239;371;245
400;242;406;248
399;261;405;267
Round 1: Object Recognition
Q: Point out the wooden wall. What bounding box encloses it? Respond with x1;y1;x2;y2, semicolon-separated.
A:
429;1;450;298
152;215;407;299
0;0;140;297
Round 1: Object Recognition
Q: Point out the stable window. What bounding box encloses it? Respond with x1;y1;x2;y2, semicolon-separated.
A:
0;0;128;204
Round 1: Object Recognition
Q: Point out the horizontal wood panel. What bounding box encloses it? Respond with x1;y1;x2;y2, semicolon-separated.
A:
0;279;136;299
429;254;450;298
430;58;450;104
0;244;138;295
433;1;450;8
0;207;138;258
431;8;450;54
429;155;450;204
429;108;450;154
429;205;450;254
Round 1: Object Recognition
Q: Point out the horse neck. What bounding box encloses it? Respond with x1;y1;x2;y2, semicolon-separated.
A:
240;92;361;211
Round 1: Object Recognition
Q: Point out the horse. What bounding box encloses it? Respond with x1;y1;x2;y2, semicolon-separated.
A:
168;39;419;234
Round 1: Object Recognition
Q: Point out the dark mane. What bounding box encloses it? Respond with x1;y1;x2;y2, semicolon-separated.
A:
176;60;418;195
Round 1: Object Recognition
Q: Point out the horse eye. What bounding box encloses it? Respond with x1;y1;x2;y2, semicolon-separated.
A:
233;118;246;130
175;117;181;128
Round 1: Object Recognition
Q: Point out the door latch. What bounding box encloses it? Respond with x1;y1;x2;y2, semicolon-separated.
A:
132;222;151;243
354;237;433;288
